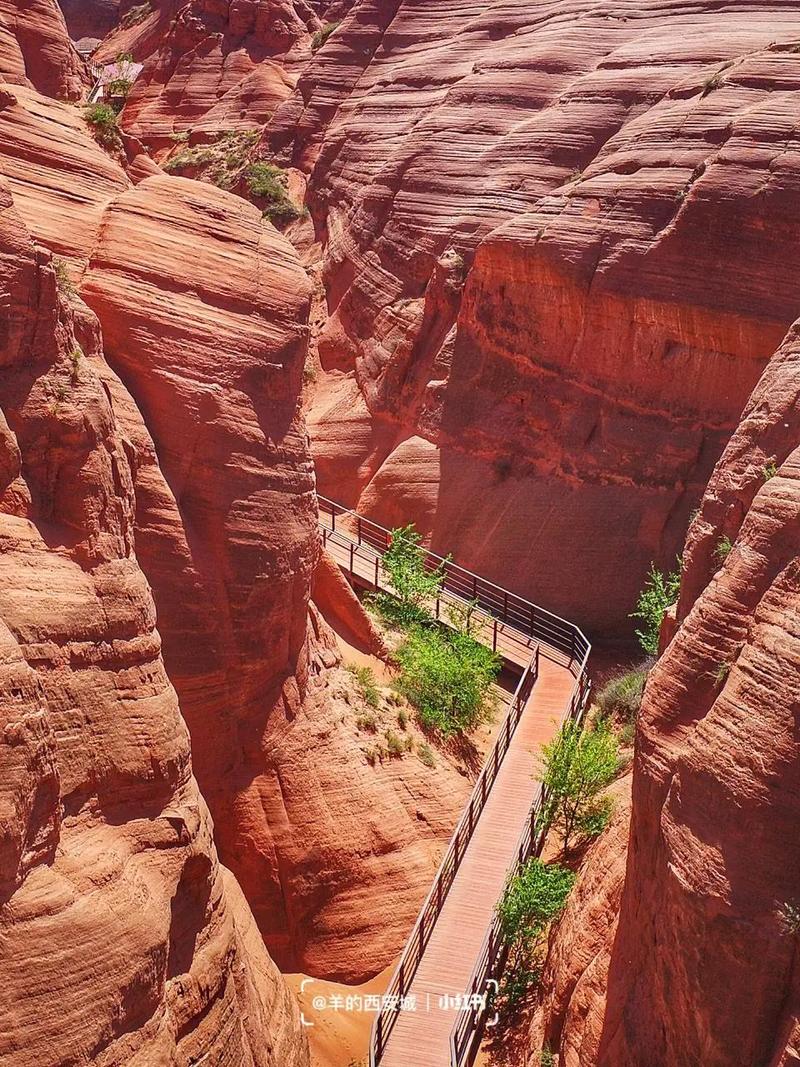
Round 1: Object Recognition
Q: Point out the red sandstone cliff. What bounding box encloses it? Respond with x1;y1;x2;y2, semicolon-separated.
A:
0;9;470;988
0;170;309;1064
0;0;86;99
94;0;331;150
266;1;800;636
527;321;800;1065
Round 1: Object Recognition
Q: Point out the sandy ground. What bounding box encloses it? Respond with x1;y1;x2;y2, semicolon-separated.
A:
286;965;395;1067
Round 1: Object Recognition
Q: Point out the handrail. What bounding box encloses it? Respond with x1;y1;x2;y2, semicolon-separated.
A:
314;497;592;1067
318;496;590;665
369;652;539;1064
449;658;592;1066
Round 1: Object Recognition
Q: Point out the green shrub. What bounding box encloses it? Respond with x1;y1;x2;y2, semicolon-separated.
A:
763;461;779;481
596;667;648;724
245;162;301;226
53;257;75;298
630;561;681;656
417;742;436;768
347;663;380;707
397;707;408;729
498;858;575;950
396;624;499;737
715;535;733;563
69;346;82;383
356;712;377;733
541;1047;555;1067
575;794;614;839
540;720;619;853
714;660;731;686
85;102;120;148
386;729;409;755
312;20;340;51
378;523;449;627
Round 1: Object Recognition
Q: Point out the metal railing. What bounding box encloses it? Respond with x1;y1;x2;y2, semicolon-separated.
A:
370;653;539;1063
449;665;591;1066
315;496;591;1067
318;496;590;667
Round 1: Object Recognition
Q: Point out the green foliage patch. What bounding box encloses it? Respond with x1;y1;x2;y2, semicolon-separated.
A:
395;624;499;737
540;720;619;853
630;561;681;656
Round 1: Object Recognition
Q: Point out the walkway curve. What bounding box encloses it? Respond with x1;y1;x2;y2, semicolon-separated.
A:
316;498;591;1067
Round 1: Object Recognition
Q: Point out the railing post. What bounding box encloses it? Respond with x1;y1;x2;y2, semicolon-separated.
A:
349;542;354;574
357;516;362;544
331;508;335;532
503;589;508;620
530;603;535;637
377;1014;382;1058
399;960;405;998
437;878;442;912
374;557;379;590
492;618;497;651
472;573;478;600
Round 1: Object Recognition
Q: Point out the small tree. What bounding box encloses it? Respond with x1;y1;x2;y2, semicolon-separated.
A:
540;720;619;853
496;858;575;1006
630;561;681;656
380;524;448;626
396;625;499;736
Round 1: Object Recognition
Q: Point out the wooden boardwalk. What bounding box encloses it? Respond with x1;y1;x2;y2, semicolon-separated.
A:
317;500;589;1067
377;655;575;1066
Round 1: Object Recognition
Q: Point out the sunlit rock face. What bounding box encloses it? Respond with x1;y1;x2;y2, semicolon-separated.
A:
268;0;800;635
0;0;86;99
0;9;470;986
526;319;800;1066
0;168;310;1067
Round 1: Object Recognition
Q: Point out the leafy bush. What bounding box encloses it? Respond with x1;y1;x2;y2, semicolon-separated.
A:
763;461;779;481
417;742;436;767
85;102;120;148
347;663;380;707
596;667;649;723
575;794;614;839
385;729;405;757
496;858;575;1005
498;858;575;950
541;1048;555;1067
630;561;681;656
53;257;75;297
312;20;340;51
397;708;408;729
378;523;448;627
715;535;733;563
540;720;619;853
396;624;499;736
356;712;377;733
245;162;301;226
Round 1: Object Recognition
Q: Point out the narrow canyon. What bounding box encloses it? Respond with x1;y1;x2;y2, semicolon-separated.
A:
0;2;797;1066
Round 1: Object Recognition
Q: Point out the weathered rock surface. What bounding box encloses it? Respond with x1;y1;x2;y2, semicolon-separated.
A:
0;0;86;99
95;0;324;149
528;319;800;1065
271;1;800;635
0;176;309;1066
0;47;469;982
58;0;124;41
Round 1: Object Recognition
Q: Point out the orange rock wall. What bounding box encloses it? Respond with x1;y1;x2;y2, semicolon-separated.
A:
0;0;86;99
271;1;800;635
0;175;309;1067
529;320;800;1065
